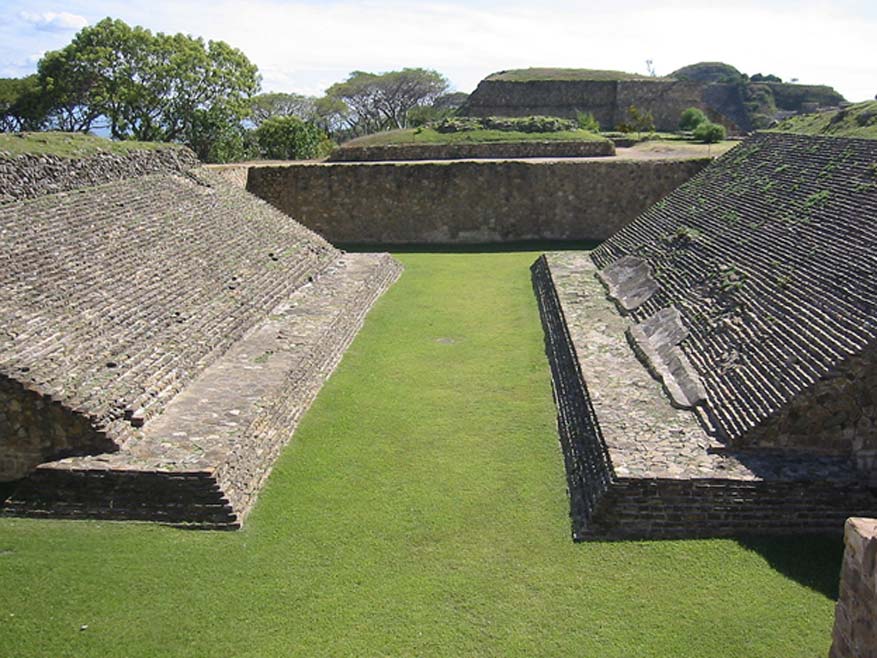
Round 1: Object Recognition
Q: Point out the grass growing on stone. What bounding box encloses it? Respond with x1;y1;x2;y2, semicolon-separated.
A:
0;250;842;657
486;68;663;82
773;101;877;139
340;127;606;148
0;132;182;157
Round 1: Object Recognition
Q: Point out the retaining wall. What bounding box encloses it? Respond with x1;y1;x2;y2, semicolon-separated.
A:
327;139;615;162
247;157;710;244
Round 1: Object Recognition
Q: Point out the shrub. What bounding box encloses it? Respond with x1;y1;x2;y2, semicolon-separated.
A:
617;105;655;133
679;107;708;131
576;110;601;132
693;121;726;143
434;115;576;134
255;116;326;159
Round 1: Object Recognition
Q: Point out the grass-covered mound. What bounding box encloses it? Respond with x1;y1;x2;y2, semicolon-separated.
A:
485;68;663;82
773;101;877;139
0;131;182;157
0;249;843;657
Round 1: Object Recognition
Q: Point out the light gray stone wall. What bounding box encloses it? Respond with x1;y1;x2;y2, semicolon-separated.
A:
247;158;710;244
831;518;877;658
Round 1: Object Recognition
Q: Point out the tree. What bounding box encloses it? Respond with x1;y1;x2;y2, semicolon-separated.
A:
249;92;317;125
254;115;326;160
325;68;449;135
35;18;260;151
0;76;46;131
679;107;708;131
693;121;726;143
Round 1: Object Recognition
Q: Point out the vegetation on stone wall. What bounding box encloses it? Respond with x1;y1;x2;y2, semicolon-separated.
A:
678;107;708;131
774;101;877;139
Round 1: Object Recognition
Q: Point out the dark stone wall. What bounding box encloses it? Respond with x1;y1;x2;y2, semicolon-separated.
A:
0;376;115;481
327;139;615;162
247;158;710;244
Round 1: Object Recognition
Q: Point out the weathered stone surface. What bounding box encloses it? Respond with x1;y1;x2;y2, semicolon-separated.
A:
831;518;877;658
596;255;659;311
532;251;877;539
0;147;402;525
591;132;877;462
328;140;615;162
0;146;199;203
627;307;706;410
3;252;401;527
247;158;709;244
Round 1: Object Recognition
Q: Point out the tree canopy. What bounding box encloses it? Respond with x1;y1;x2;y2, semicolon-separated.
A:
35;18;260;142
325;68;449;135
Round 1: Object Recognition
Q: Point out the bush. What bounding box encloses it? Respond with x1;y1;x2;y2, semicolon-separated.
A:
693;121;726;143
255;116;326;159
679;107;708;131
616;105;655;134
576;111;601;132
434;115;576;134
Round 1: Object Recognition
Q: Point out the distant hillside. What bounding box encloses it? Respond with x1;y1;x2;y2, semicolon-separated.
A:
486;68;663;82
774;101;877;139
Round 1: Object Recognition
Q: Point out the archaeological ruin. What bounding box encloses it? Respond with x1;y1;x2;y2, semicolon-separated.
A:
0;144;400;528
532;131;877;539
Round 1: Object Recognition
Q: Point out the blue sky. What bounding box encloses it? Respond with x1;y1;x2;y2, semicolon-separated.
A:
1;0;874;101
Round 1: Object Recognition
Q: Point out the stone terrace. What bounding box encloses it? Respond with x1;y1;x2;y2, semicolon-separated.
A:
533;253;877;539
533;133;877;539
0;152;400;527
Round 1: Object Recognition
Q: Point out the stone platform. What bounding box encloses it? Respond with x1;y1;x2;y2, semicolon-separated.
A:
532;251;877;540
2;252;401;528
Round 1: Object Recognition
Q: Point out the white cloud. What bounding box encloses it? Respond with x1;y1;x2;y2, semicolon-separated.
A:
19;11;88;32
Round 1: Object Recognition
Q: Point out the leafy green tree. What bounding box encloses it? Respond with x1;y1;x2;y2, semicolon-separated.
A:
0;76;46;131
250;92;317;126
679;107;708;131
255;115;326;159
326;68;449;134
693;121;726;143
35;18;260;152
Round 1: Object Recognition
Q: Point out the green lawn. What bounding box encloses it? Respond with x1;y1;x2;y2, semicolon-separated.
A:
340;127;605;148
0;250;842;657
0;132;181;157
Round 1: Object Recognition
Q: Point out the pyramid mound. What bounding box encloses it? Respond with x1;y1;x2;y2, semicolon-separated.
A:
534;132;877;539
0;139;401;527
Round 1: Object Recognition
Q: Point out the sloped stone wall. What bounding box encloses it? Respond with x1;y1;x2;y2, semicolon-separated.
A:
831;518;877;658
0;146;199;203
247;158;709;244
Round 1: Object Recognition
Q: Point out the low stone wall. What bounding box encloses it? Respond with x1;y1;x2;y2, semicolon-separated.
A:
327;140;615;162
831;518;877;658
0;146;199;203
207;164;250;188
247;157;710;244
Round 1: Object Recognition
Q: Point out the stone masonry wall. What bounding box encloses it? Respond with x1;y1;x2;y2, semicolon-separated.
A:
0;376;115;481
0;146;200;203
327;139;615;162
463;79;706;131
247;158;709;244
736;344;877;469
831;518;877;658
